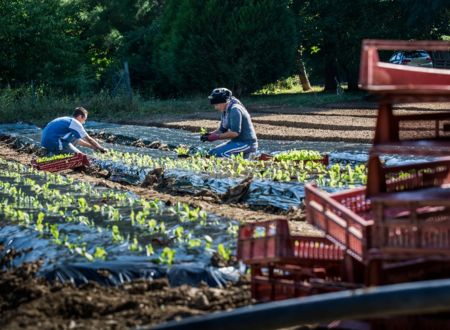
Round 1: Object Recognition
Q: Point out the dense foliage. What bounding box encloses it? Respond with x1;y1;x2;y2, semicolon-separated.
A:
153;0;297;96
294;0;450;91
0;0;82;87
0;0;448;97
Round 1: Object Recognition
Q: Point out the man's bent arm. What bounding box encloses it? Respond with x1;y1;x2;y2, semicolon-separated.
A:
82;135;106;151
218;131;239;139
77;139;93;148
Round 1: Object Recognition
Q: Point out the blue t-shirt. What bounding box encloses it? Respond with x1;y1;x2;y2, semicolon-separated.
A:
218;97;257;144
41;116;87;151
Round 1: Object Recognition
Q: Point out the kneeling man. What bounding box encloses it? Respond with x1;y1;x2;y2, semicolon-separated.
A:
41;107;108;155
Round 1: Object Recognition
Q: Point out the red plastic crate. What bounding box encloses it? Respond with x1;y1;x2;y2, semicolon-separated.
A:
31;153;90;172
367;156;450;197
305;183;450;285
305;184;373;262
237;219;292;263
359;39;450;99
251;266;360;303
237;219;356;302
237;219;344;265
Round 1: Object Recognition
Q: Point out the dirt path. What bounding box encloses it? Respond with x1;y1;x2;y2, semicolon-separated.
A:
114;101;450;143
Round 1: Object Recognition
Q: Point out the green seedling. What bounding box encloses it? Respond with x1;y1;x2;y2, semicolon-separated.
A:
35;212;45;233
188;238;202;248
78;197;89;213
111;225;124;242
93;246;107;260
129;237;141;252
146;243;155;256
174;226;184;241
175;146;190;156
217;243;231;261
204;235;213;250
159;247;175;265
50;224;61;244
35;153;73;164
147;218;158;231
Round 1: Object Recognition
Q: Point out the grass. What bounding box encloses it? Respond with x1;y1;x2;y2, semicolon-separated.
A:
0;81;366;126
247;89;363;108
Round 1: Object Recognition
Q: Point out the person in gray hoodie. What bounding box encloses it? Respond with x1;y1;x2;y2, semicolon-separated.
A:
201;88;258;158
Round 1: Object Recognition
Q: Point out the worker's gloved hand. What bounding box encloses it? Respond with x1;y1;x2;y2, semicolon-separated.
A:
201;133;220;142
98;147;108;153
200;133;209;142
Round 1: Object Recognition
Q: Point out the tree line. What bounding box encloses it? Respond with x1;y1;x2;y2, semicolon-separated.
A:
0;0;448;97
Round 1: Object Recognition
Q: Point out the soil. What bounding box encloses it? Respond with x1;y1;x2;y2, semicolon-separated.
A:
0;142;314;330
2;100;449;329
115;101;450;143
0;248;252;330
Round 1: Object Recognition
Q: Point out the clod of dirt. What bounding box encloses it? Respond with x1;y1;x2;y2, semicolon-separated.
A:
81;164;111;179
192;292;210;309
221;176;253;203
131;138;146;147
0;248;33;268
146;140;170;151
142;167;164;187
210;252;238;268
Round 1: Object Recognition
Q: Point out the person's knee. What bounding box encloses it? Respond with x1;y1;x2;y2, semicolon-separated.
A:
223;150;236;158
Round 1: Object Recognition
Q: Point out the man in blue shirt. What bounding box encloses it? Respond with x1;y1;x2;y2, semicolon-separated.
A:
41;107;108;155
201;88;258;158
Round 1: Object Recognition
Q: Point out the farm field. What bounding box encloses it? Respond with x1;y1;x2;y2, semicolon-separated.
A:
1;101;449;329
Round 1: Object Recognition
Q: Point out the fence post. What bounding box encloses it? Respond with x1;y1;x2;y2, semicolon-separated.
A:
31;80;37;108
123;61;132;102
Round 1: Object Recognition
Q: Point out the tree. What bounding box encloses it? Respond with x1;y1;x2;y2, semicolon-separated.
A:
69;0;165;93
0;0;165;94
0;0;82;87
153;0;298;96
294;0;450;92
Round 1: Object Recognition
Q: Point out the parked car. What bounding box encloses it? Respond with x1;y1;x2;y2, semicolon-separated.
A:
389;50;433;67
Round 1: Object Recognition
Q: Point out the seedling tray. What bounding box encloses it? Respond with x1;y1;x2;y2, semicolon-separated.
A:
31;153;90;172
257;153;329;166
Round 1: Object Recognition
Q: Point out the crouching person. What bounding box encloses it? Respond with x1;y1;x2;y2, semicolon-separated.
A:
201;88;258;158
41;107;108;155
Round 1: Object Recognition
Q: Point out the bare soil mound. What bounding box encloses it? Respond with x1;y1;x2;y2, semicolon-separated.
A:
0;248;252;330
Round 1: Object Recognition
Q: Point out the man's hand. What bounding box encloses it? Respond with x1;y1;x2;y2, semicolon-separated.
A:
98;147;108;153
200;133;219;142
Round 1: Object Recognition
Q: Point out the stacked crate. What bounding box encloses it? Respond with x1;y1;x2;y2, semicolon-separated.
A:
237;219;361;302
305;39;450;286
237;40;450;301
